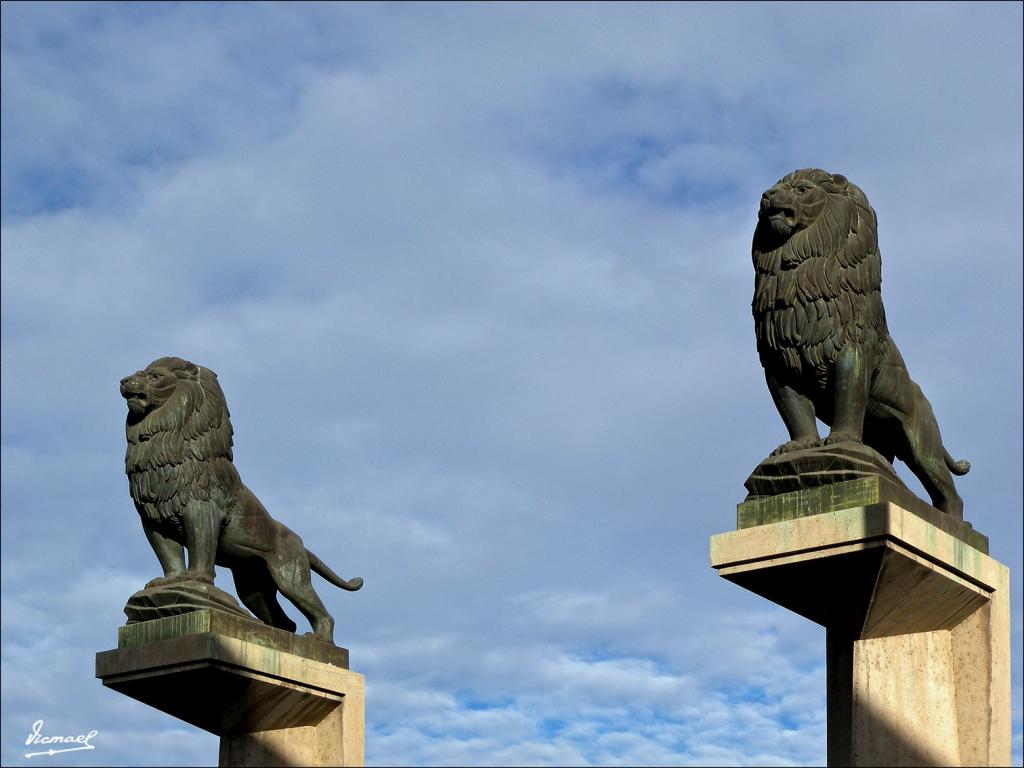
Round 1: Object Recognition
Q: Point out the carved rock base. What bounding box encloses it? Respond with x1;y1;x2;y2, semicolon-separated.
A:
125;580;254;624
744;441;905;498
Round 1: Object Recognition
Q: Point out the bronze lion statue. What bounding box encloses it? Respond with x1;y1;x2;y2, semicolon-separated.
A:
752;169;969;517
121;356;362;642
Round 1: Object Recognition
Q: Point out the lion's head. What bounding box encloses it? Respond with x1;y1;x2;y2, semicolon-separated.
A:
751;169;886;375
121;357;239;529
120;357;196;420
753;168;874;258
758;170;832;240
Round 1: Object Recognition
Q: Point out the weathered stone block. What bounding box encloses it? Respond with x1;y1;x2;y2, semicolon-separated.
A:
737;472;987;553
96;609;363;766
711;500;1009;767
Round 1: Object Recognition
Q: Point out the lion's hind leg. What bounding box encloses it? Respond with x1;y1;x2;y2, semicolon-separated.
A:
271;566;334;642
264;535;335;642
896;388;964;519
903;446;963;519
232;564;297;633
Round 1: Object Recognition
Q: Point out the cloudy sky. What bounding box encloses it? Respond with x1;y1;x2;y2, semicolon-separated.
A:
1;2;1021;766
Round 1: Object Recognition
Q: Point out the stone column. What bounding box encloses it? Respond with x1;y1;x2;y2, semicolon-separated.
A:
96;610;364;767
710;477;1010;767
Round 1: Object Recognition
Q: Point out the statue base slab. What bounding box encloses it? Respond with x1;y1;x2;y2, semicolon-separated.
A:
711;499;1009;766
740;452;987;552
96;610;363;766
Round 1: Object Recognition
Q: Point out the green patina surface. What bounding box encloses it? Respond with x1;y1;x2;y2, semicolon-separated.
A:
117;609;349;668
736;476;988;554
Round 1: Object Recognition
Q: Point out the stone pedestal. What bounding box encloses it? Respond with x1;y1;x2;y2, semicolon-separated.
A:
96;611;364;767
710;478;1010;767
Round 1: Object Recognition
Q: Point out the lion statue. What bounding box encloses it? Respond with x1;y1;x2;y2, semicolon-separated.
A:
752;168;969;517
120;356;362;642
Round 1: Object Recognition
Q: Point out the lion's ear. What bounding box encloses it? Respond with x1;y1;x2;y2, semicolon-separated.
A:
830;174;849;191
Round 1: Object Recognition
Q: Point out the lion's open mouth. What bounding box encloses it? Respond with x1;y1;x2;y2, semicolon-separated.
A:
762;206;798;237
125;395;147;414
122;385;148;414
768;207;796;225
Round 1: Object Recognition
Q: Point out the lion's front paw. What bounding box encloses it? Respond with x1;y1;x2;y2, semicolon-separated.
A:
144;575;180;589
823;431;860;446
183;570;215;584
770;437;819;456
155;570;214;586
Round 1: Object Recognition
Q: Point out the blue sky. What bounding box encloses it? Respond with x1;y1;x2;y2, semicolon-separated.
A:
1;2;1021;766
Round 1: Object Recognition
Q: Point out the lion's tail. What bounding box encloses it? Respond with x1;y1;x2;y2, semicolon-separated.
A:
944;449;971;476
307;549;364;591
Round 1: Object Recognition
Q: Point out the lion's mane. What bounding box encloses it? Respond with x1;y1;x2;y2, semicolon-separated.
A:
752;169;887;380
125;357;240;533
